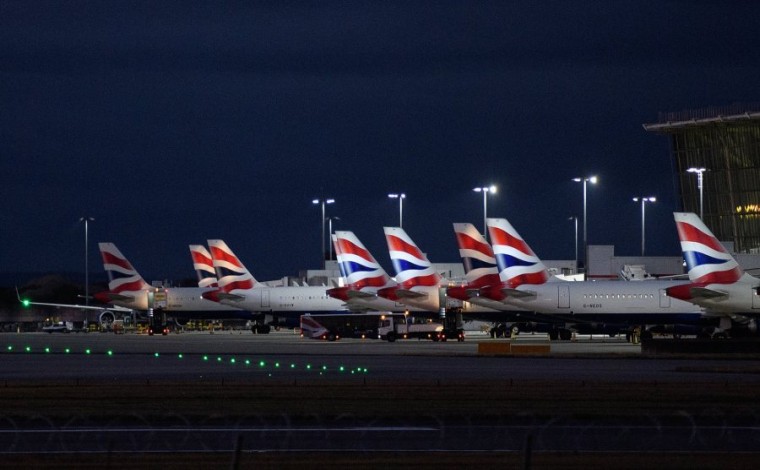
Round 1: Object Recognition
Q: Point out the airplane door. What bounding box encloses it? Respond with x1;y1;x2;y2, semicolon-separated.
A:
261;290;270;309
752;288;760;309
659;289;671;308
558;285;570;308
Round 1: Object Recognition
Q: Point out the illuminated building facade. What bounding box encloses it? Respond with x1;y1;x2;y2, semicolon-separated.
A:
644;103;760;253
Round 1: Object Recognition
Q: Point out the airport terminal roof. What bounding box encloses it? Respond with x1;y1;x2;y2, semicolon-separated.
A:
643;103;760;133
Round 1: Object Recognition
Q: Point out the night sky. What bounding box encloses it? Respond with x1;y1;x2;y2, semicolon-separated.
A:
2;1;760;283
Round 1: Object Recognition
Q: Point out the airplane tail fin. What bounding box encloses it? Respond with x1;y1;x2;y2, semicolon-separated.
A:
486;218;550;287
189;244;218;288
98;243;151;294
333;231;395;290
383;227;442;289
453;222;500;288
673;212;744;284
207;240;259;293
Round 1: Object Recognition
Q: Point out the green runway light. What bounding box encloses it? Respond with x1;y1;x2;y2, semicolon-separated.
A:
230;358;236;364
154;352;159;357
7;345;13;351
216;356;222;362
306;364;312;370
44;347;50;353
25;346;31;352
259;360;265;367
244;359;250;365
290;363;296;369
85;349;91;355
65;348;70;354
178;354;183;359
322;365;327;371
107;350;113;356
275;362;280;368
203;355;209;361
339;366;345;372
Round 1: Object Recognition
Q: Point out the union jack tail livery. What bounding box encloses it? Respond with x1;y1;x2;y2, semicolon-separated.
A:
486;218;550;287
674;212;743;284
453;223;500;288
98;243;151;296
383;227;442;289
189;244;218;288
334;231;395;291
206;240;260;295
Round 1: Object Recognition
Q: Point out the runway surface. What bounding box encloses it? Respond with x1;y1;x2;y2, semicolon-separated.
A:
2;330;760;459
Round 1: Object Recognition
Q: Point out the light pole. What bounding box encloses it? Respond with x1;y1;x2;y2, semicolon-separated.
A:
79;217;94;325
687;167;706;220
388;193;406;228
473;185;497;240
632;197;656;256
312;198;335;267
568;216;578;269
572;176;597;276
327;216;340;261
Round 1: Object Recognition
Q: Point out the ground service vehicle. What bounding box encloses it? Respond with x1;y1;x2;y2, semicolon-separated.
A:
300;313;444;342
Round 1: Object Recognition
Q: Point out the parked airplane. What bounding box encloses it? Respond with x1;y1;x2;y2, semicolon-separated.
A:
94;242;254;326
327;231;426;313
479;217;718;340
202;239;348;331
665;212;760;332
447;222;627;339
377;227;498;316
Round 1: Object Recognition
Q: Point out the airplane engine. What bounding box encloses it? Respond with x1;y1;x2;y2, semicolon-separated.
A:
99;310;116;328
173;317;189;327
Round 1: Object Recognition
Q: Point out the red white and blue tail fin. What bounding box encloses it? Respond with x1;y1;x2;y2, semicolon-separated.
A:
673;212;744;284
486;218;550;288
383;227;442;289
189;244;218;288
98;242;151;295
333;231;395;290
206;240;259;295
452;222;500;288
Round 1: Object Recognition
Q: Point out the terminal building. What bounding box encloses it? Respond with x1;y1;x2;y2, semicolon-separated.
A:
644;103;760;254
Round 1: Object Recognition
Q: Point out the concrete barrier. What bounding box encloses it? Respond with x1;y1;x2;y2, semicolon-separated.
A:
511;343;551;356
477;342;511;355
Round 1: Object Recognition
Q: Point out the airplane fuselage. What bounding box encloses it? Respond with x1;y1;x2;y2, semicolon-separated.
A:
491;280;708;325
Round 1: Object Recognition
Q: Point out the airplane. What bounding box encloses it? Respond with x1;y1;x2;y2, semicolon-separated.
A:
16;285;134;329
664;212;760;333
94;242;255;330
377;226;499;316
327;231;426;313
447;222;624;338
201;239;349;331
478;217;719;340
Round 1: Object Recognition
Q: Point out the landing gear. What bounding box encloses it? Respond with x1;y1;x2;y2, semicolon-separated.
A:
251;323;271;334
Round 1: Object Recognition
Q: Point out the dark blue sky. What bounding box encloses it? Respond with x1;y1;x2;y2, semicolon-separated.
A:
2;1;759;283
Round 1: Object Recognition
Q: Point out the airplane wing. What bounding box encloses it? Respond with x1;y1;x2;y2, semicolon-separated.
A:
17;288;133;312
501;288;536;299
689;286;728;300
394;289;428;299
96;292;136;303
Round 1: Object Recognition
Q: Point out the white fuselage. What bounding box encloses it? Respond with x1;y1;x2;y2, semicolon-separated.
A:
223;286;348;314
499;280;707;325
113;287;243;312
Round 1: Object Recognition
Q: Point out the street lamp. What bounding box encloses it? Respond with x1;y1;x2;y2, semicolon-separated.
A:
312;198;335;267
572;176;597;276
79;217;94;325
327;216;340;261
568;216;578;269
632;197;656;256
387;193;406;228
687;167;707;220
473;185;497;240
